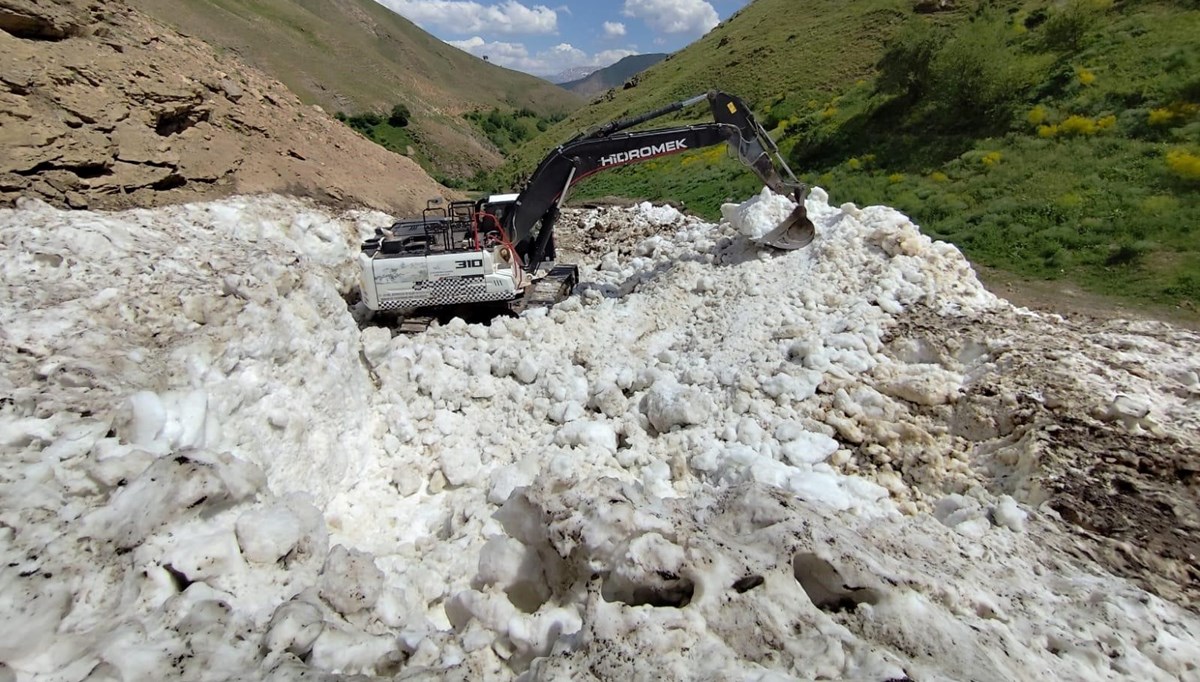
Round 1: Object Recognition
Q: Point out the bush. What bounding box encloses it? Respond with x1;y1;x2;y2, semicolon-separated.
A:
388;104;411;128
1166;149;1200;180
346;112;382;133
1041;0;1109;52
927;16;1035;127
876;19;948;99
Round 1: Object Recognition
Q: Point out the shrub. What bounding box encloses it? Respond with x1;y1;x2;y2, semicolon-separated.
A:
929;17;1034;126
1059;115;1098;135
1027;105;1049;125
347;112;382;133
388;103;411;127
1041;0;1110;52
981;151;1003;168
1149;108;1176;126
1166;149;1200;181
876;19;947;99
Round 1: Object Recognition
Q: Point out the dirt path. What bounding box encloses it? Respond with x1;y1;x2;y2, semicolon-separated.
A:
975;265;1200;332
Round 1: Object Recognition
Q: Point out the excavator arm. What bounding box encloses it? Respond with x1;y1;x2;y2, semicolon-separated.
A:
504;91;815;271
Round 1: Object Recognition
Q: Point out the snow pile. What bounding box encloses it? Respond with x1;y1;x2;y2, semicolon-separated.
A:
2;190;1199;680
720;185;799;239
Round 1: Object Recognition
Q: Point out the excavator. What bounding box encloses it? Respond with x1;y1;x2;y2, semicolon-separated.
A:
358;91;815;316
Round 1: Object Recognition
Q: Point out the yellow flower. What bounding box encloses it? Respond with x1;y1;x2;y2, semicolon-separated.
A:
1166;149;1200;181
930;171;949;183
1038;124;1059;138
982;151;1003;168
1027;105;1048;126
1059;115;1098;136
888;173;905;184
847;158;862;170
1148;108;1175;126
1076;68;1096;86
1096;114;1117;130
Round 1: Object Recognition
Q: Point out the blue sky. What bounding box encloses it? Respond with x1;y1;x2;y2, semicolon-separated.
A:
372;0;752;78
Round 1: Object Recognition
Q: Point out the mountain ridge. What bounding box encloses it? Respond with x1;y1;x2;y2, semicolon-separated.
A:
561;53;669;96
126;0;583;179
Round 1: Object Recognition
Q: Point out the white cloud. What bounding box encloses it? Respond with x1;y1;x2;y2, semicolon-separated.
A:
602;21;627;38
375;0;557;35
447;38;639;76
622;0;718;36
594;48;639;64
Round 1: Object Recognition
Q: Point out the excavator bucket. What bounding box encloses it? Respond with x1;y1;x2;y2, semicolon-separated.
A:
758;188;815;250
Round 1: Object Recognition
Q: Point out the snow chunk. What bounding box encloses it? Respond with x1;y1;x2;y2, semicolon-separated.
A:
235;504;305;563
641;381;712;433
720;186;797;239
779;430;840;466
992;496;1028;532
263;599;325;657
116;390;212;453
320;546;384;615
635;201;683;226
554;420;619;454
439;444;483;487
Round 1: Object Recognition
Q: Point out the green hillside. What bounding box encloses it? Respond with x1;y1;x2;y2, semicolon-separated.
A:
504;0;1199;310
128;0;582;180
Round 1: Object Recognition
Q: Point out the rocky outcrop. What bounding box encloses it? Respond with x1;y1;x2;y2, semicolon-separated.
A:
0;0;86;39
0;0;447;213
913;0;956;13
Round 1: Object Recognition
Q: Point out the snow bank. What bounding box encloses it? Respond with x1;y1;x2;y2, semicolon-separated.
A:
2;190;1198;681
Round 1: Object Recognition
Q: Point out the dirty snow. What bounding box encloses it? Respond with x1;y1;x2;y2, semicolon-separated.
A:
1;189;1198;680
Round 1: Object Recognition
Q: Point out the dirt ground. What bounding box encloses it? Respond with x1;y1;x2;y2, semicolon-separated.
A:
975;265;1200;332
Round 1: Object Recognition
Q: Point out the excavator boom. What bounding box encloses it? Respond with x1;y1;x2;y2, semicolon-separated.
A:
505;91;815;269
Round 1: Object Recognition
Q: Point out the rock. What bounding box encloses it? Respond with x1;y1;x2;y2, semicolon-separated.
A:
0;0;447;213
913;0;955;13
218;78;243;102
0;0;88;40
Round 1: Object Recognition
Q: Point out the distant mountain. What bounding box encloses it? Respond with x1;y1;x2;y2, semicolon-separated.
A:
549;66;601;84
126;0;582;179
561;54;669;96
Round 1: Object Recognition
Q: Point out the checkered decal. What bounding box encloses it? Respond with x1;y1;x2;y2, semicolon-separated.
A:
378;277;514;311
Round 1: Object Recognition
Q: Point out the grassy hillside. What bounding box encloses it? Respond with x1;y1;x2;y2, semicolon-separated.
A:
128;0;582;180
562;54;669;96
504;0;1199;310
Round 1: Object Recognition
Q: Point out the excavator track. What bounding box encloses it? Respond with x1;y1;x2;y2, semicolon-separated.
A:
373;266;578;335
